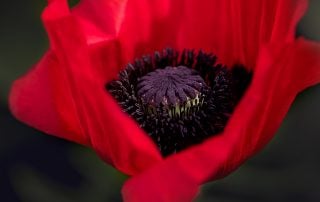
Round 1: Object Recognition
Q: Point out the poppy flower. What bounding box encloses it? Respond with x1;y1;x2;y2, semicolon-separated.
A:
9;0;320;201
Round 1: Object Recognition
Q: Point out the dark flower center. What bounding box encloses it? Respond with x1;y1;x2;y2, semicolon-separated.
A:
106;48;252;156
137;66;207;118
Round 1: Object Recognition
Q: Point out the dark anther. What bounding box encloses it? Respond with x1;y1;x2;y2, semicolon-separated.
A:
106;48;252;156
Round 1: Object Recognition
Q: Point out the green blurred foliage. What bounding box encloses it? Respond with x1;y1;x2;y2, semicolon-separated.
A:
11;147;126;202
0;1;47;103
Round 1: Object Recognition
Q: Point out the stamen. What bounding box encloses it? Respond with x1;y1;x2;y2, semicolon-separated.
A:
106;48;252;156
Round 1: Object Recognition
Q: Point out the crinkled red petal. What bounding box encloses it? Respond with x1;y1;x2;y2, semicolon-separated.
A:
122;38;320;201
117;0;307;69
9;51;88;146
11;0;162;175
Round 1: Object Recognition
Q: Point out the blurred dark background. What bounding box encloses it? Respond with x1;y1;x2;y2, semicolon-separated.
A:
0;1;320;202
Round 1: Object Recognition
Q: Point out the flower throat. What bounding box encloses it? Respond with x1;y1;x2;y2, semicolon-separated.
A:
107;48;252;156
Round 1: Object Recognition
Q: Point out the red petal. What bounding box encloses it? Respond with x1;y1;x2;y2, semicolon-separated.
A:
9;51;88;146
46;0;307;70
45;0;162;174
116;0;307;69
72;0;128;45
44;0;309;76
121;38;320;201
122;164;199;202
181;0;308;68
10;0;162;175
